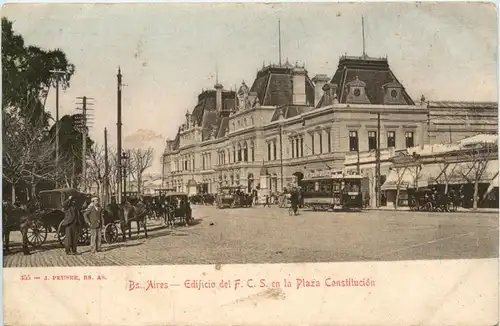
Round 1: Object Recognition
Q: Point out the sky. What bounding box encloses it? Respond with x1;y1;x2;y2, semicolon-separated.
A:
2;2;497;173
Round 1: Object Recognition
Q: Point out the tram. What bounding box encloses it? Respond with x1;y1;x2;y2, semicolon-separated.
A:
300;170;368;211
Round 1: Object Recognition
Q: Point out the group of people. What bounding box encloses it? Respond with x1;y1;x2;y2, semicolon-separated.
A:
61;195;149;255
60;195;104;255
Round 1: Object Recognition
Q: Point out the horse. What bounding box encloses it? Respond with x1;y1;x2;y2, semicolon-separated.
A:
3;201;34;255
120;201;148;241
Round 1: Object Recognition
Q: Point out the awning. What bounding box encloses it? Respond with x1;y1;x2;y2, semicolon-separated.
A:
381;166;427;191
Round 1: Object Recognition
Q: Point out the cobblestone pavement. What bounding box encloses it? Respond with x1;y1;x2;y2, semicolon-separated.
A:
3;206;498;267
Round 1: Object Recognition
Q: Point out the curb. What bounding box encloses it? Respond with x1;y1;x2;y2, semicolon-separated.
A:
364;208;499;214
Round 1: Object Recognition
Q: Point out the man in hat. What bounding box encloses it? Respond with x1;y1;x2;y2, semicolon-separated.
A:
84;197;103;253
61;195;81;255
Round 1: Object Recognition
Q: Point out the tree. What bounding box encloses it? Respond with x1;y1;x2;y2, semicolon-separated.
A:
87;143;105;199
393;166;407;209
129;147;154;194
2;17;76;200
457;141;497;210
48;114;94;188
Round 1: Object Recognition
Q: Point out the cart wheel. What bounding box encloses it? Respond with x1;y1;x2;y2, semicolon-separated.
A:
104;223;119;243
27;219;48;248
57;220;66;246
78;227;90;245
425;202;433;212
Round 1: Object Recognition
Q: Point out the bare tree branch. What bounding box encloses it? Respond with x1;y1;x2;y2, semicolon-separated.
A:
129;147;154;193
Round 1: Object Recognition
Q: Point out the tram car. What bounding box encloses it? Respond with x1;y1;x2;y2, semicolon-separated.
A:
301;170;368;211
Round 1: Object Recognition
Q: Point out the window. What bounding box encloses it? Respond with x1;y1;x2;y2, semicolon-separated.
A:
273;141;277;160
300;137;304;157
326;130;331;152
192;157;195;170
311;133;315;155
368;131;377;151
405;131;414;148
349;131;358;152
237;145;242;162
233;147;236;163
319;132;323;154
387;131;396;148
251;143;255;162
267;142;272;161
291;139;295;158
296;138;300;158
243;144;248;162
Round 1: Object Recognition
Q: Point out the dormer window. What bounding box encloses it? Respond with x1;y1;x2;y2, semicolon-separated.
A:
345;76;370;104
382;79;406;105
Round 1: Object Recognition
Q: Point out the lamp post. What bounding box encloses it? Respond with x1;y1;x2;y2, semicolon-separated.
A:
121;151;129;201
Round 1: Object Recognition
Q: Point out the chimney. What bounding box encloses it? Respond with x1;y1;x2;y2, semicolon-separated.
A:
292;67;307;105
215;82;223;112
331;83;338;104
312;74;329;107
322;83;338;106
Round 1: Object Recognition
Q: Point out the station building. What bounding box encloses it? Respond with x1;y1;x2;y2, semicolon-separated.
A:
162;54;497;198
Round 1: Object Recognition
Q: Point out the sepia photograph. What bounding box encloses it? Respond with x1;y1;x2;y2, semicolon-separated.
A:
2;2;498;272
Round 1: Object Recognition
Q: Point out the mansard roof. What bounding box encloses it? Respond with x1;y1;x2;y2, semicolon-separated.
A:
250;62;315;107
270;104;311;122
317;55;415;107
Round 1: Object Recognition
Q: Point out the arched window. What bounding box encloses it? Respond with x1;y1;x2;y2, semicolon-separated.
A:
250;141;255;162
233;145;236;163
243;142;248;161
237;143;242;162
244;118;247;126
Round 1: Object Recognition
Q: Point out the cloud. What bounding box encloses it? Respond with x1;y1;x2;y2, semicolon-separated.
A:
124;129;164;148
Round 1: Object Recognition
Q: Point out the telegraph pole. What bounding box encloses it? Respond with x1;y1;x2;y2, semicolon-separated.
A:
369;111;387;208
376;112;381;207
104;128;109;205
49;69;67;186
76;96;94;193
279;123;284;191
117;67;123;204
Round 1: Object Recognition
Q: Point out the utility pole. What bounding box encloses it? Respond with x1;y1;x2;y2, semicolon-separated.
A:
362;16;366;57
104;128;109;205
376;112;381;207
117;67;123;204
49;69;67;186
279;123;284;192
76;96;94;193
278;20;282;66
369;111;388;208
357;145;361;174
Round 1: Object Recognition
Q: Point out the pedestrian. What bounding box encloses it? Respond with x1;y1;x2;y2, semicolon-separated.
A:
61;195;80;255
290;188;299;215
84;197;103;253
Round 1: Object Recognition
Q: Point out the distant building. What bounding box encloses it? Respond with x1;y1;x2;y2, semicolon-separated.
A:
162;54;498;197
345;134;498;208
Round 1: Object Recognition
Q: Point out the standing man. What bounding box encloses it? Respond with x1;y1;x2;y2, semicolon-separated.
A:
84;197;103;253
61;195;80;255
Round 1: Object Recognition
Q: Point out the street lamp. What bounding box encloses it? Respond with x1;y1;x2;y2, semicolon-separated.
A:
121;151;129;201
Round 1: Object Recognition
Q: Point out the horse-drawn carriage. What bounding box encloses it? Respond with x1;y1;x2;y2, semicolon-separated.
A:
38;188;91;246
407;187;459;212
164;192;192;227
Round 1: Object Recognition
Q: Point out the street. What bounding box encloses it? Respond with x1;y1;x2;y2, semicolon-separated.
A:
3;206;498;267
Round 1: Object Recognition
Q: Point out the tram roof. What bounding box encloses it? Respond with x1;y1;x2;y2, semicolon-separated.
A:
302;174;364;181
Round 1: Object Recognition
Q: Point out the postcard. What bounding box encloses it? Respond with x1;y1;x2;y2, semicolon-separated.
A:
2;2;498;325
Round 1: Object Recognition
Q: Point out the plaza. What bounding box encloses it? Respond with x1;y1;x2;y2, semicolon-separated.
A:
4;206;498;268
